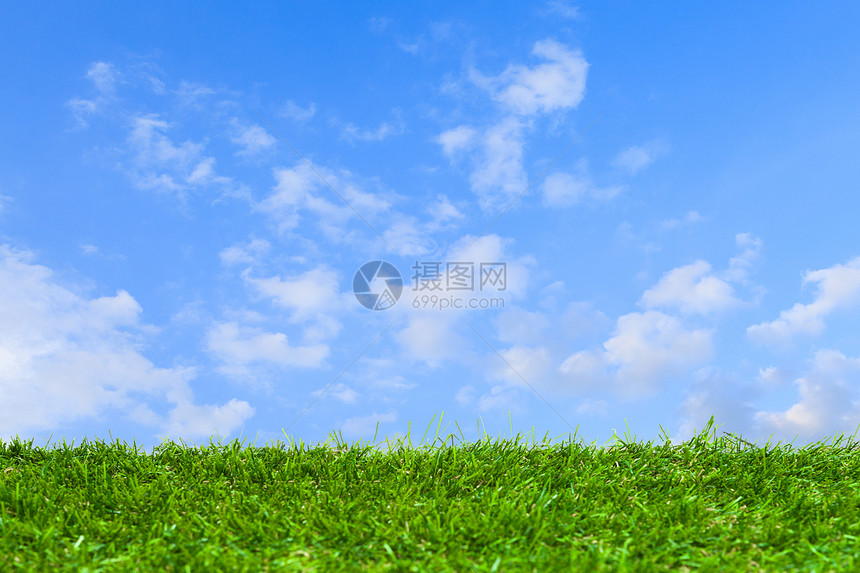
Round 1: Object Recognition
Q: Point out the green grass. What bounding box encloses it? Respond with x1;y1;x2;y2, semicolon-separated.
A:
2;416;860;572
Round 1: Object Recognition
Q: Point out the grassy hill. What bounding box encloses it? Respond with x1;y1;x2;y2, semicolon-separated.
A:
2;417;859;571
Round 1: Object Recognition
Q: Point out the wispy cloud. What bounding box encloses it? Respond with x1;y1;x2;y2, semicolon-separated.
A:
472;39;589;116
243;266;344;323
542;1;582;21
367;16;392;33
559;310;713;398
231;122;276;156
205;321;330;378
436;125;477;157
640;260;742;316
747;257;860;346
67;61;119;127
341;113;406;143
660;210;704;230
468;118;528;210
541;159;625;207
255;161;392;241
0;244;252;442
175;81;216;107
755;349;860;440
439;39;590;211
219;238;271;267
280;100;316;122
340;411;397;439
126;114;233;195
612;140;668;175
312;382;360;405
640;234;761;316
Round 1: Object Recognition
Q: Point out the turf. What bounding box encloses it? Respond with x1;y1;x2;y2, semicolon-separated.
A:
1;416;860;571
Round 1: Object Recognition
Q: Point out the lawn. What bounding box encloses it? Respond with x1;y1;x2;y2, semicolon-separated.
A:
1;416;859;571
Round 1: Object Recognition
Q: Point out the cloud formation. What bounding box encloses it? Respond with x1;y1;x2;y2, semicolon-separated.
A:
612;140;668;175
439;39;589;211
755;349;860;441
748;257;860;346
478;39;589;116
640;260;741;315
0;244;253;442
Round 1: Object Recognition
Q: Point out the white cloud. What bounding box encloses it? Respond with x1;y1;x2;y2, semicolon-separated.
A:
638;235;761;315
478;39;589;116
67;98;99;127
426;195;465;226
379;194;465;257
67;61;119;127
87;62;118;95
673;369;757;444
186;157;216;184
372;194;465;257
725;232;763;283
455;385;477;406
436;126;477;157
368;375;417;393
755;349;860;441
175;81;215;107
541;161;625;207
445;233;534;300
612;140;668;175
543;1;582;21
469;118;528;210
494;307;551;345
437;118;528;211
440;40;589;211
396;313;467;367
129;115;202;168
660;210;704;230
477;385;528;414
560;311;713;397
219;238;271;267
0;244;252;442
126;114;232;195
231;123;276;156
258;163;320;217
158;399;255;442
243;266;342;322
757;366;791;387
605;312;713;393
280;100;316;122
205;321;330;376
312;382;360;405
640;260;741;315
383;216;438;256
368;16;392;33
748;257;860;346
489;346;553;391
256;162;391;239
340;411;397;439
341;114;405;143
575;399;608;416
559;301;612;340
541;171;588;207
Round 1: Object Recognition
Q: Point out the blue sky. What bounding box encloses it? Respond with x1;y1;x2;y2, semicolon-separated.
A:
2;2;860;452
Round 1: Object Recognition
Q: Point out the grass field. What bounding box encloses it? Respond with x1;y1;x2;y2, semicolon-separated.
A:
2;416;860;571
